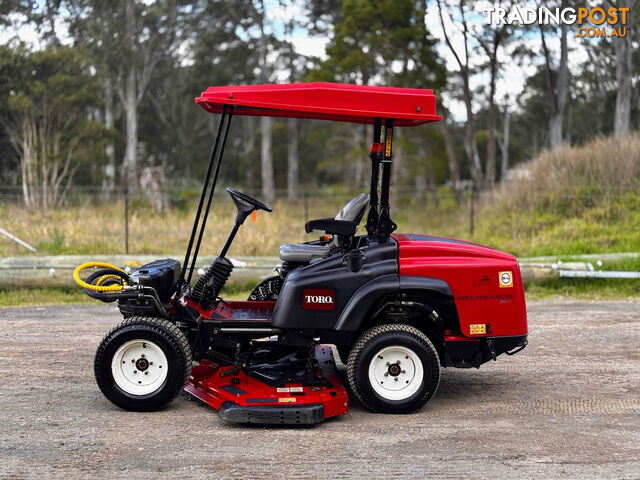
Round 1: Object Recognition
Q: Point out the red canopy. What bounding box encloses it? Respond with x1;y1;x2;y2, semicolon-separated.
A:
195;82;441;127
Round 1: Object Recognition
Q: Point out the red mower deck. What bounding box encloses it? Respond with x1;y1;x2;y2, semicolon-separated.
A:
184;345;348;424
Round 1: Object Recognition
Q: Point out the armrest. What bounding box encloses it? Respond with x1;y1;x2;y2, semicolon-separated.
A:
305;218;358;236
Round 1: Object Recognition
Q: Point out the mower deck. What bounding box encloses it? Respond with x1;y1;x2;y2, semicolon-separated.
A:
184;345;349;424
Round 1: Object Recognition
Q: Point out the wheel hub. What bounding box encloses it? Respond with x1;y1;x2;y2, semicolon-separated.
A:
111;339;168;395
368;345;424;400
135;357;149;371
387;362;401;376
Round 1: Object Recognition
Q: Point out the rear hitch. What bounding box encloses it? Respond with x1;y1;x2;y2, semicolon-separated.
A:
486;339;497;361
505;340;528;356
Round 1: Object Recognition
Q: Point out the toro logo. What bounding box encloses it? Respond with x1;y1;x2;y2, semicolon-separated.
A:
302;289;335;311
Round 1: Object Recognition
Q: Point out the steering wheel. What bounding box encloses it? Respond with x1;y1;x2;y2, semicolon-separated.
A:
226;187;272;213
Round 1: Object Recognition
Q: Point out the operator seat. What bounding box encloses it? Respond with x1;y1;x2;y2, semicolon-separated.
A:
278;193;369;264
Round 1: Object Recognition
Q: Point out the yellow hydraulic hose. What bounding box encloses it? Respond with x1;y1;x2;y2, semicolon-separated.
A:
96;274;126;286
73;262;128;292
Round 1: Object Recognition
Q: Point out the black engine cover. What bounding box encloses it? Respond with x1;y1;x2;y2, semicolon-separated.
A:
271;238;397;331
131;258;181;302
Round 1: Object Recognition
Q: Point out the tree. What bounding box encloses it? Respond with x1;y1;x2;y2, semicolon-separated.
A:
256;0;275;203
538;7;568;150
612;0;634;136
68;2;122;197
0;46;107;209
473;1;513;186
70;0;191;192
283;1;299;202
438;107;464;203
310;0;446;191
497;99;511;182
436;0;483;187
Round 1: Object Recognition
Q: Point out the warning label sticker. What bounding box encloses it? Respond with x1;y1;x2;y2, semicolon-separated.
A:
470;324;486;335
499;271;513;288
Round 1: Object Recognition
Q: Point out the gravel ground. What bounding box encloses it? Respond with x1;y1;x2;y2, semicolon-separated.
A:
0;300;639;479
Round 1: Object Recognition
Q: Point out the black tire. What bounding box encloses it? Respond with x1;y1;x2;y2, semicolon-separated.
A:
94;316;192;411
347;324;440;414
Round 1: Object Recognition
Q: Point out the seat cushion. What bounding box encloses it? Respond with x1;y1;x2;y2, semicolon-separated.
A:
279;243;331;263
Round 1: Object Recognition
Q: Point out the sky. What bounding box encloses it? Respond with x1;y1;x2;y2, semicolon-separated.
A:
1;1;594;121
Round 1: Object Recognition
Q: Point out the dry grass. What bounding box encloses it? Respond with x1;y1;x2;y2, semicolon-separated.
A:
473;133;640;256
490;133;640;212
1;134;638;259
0;192;464;257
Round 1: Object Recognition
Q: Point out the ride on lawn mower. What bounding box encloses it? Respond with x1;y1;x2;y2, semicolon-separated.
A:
74;83;528;424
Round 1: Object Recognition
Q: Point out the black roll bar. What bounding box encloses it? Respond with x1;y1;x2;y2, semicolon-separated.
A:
366;118;382;236
180;105;235;285
376;118;397;242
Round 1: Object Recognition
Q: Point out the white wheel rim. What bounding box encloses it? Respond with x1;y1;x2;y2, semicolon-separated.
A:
111;340;168;395
368;345;424;401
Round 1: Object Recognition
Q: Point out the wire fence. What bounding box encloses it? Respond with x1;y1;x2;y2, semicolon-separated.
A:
0;182;636;256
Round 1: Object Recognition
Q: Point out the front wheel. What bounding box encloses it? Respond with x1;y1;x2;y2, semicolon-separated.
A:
94;316;192;411
347;324;440;413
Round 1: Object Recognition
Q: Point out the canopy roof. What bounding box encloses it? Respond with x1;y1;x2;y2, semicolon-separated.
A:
195;82;441;127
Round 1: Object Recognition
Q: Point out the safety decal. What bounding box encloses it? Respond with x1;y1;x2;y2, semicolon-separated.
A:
277;387;303;393
278;397;296;403
469;324;486;335
498;271;513;288
385;128;393;156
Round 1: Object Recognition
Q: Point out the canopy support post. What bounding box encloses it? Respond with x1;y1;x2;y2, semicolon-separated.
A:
180;105;232;286
366;118;382;236
377;118;397;242
187;106;235;284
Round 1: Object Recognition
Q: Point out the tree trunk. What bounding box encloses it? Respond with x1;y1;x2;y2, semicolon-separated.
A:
287;118;298;202
123;69;137;189
21;117;34;210
485;54;498;186
614;1;633;136
462;79;483;185
123;0;138;189
243;117;255;193
285;13;298;202
439;108;464;205
258;0;274;202
260;116;275;203
103;77;116;198
500;106;510;182
542;22;568;151
548;113;563;150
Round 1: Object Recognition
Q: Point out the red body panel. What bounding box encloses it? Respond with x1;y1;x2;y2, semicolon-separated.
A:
181;297;276;321
196;82;441;126
393;233;528;338
184;345;349;420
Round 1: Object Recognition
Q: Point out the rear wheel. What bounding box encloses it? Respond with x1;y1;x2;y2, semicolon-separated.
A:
94;316;192;411
347;324;440;413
